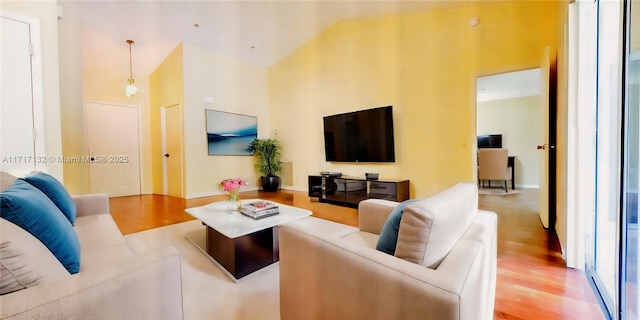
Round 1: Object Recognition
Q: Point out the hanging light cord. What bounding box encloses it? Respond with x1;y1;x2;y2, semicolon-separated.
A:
125;39;138;97
127;40;134;84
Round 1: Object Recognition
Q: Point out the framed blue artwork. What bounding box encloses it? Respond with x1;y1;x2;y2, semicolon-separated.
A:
205;109;257;156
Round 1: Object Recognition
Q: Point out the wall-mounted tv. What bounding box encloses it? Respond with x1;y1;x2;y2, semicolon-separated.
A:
323;106;395;162
477;134;502;148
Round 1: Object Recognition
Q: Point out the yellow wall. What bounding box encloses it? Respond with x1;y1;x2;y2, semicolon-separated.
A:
1;0;64;181
269;1;564;198
149;44;184;195
181;44;269;198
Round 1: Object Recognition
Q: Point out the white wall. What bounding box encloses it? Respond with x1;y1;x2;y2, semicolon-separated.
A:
182;44;269;198
477;95;541;188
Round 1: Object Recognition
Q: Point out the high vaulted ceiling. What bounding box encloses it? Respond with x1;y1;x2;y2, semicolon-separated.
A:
60;0;463;78
59;0;535;100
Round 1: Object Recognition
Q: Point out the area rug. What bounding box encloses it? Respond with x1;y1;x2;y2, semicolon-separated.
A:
124;220;280;319
478;188;522;196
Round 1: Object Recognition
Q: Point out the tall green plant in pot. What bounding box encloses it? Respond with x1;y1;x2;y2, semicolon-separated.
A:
249;138;283;192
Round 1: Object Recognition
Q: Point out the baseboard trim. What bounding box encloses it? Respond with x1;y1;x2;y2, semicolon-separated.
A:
280;186;307;192
516;184;539;189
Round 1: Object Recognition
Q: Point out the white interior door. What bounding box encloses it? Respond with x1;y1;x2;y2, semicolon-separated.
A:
0;15;45;176
164;104;183;198
86;102;141;197
538;47;551;228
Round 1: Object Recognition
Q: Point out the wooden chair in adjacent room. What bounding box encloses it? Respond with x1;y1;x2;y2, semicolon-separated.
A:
478;148;512;192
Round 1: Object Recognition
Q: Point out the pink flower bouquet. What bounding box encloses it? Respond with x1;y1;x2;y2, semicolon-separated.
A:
221;178;248;204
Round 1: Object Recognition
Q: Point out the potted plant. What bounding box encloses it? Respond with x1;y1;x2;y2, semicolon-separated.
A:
249;138;283;192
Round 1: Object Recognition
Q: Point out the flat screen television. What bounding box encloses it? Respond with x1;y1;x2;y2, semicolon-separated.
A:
477;134;502;148
323;106;395;162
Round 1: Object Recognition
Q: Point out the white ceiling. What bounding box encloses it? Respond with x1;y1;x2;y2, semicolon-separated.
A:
476;68;541;102
60;0;463;78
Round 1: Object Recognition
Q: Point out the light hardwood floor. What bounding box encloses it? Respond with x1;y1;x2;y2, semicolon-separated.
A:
109;188;604;319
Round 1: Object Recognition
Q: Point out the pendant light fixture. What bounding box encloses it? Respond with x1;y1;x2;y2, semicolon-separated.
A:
125;39;138;97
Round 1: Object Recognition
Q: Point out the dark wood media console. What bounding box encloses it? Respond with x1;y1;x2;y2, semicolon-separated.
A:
308;175;409;208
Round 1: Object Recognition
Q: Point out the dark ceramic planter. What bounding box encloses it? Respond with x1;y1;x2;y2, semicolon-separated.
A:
260;176;280;192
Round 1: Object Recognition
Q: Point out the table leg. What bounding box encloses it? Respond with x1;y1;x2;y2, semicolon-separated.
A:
508;156;516;190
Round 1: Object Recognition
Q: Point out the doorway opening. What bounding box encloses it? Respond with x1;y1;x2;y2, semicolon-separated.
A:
475;61;557;232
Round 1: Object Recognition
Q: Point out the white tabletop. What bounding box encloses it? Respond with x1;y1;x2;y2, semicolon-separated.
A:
185;199;312;239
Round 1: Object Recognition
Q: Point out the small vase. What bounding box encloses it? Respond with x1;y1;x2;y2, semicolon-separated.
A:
227;199;241;212
227;192;241;212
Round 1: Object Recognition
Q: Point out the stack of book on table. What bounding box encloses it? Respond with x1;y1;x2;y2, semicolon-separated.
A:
240;201;279;220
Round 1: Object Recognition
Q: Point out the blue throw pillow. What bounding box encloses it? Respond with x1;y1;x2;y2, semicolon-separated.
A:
24;172;77;225
376;199;419;255
0;180;81;274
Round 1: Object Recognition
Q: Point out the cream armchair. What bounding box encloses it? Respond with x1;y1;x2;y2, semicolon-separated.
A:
478;148;512;191
279;182;497;320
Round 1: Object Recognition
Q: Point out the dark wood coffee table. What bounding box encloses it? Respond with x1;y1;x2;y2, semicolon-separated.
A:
185;199;311;282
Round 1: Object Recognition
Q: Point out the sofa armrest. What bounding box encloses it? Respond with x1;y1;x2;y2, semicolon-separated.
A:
358;199;398;234
73;194;110;217
0;247;183;319
280;225;473;319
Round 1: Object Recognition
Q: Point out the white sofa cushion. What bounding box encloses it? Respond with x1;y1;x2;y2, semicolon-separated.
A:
283;216;358;239
74;214;133;271
395;182;478;269
0;219;69;294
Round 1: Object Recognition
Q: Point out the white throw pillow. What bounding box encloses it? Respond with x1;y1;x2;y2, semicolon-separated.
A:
0;172;17;192
0;218;70;295
394;182;478;269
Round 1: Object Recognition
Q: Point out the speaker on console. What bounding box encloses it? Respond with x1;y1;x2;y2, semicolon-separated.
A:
365;173;379;180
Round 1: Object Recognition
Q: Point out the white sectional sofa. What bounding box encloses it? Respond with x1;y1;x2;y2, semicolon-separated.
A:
0;172;183;319
279;182;497;320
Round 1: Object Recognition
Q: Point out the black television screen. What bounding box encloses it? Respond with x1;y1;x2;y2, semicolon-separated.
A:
477;134;502;148
323;106;395;162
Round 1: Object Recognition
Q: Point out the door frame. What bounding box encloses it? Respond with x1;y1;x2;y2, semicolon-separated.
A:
84;101;143;196
160;103;184;197
161;106;168;195
549;80;558;232
546;49;559;232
